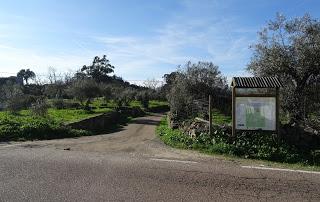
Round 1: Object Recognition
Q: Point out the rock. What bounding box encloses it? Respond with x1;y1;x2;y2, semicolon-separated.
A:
189;129;196;138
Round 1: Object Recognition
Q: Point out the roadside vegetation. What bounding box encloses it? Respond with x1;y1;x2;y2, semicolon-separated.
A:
0;55;168;141
157;116;320;167
160;14;320;167
0;114;90;141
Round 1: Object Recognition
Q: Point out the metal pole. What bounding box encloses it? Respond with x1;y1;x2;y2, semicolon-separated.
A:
209;95;212;135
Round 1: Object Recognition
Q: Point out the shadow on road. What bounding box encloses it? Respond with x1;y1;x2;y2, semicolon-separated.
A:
130;118;161;126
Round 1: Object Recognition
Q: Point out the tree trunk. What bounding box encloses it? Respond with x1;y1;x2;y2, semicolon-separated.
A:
85;98;91;111
289;88;305;124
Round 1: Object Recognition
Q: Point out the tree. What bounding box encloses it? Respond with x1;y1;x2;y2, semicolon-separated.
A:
136;90;150;109
47;67;61;84
44;67;67;99
247;14;320;123
68;79;101;110
17;69;36;85
110;86;136;108
30;97;49;117
81;55;114;82
0;81;25;113
165;61;228;120
100;84;112;104
183;61;228;97
162;72;182;98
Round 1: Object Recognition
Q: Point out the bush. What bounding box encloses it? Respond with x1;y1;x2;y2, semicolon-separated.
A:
6;96;26;113
136;91;149;109
52;98;65;109
0;116;21;140
1;83;25;113
64;102;81;109
30;97;49;117
156;118;193;149
156;116;319;165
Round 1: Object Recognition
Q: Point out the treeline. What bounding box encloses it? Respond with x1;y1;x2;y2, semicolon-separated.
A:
0;55;165;115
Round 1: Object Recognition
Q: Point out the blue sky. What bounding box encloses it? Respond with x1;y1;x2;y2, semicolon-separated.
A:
0;0;319;83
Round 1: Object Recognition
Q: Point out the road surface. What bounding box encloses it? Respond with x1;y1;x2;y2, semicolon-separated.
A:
0;114;319;201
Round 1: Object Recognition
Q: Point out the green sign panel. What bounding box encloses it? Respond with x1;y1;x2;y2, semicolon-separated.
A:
235;97;276;131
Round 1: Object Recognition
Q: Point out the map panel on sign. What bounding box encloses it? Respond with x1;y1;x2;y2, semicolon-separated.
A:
235;97;276;131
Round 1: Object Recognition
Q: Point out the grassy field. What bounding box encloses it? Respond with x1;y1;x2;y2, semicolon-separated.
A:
0;107;112;124
0;99;169;124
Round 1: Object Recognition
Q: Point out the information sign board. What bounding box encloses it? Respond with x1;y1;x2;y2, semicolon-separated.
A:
235;97;276;131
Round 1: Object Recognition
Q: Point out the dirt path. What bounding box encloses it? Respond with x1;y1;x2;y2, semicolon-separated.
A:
7;113;207;160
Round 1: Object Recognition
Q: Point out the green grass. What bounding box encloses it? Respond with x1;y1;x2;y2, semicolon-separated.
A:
156;118;191;149
129;100;169;109
0;99;168;124
149;100;168;108
129;100;141;107
48;109;109;123
0;113;91;141
0;108;113;124
156;116;320;171
212;109;231;125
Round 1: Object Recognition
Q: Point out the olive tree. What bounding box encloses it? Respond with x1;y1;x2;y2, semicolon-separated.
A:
0;82;25;113
247;14;320;123
100;84;112;104
165;61;228;120
68;78;101;110
136;90;150;109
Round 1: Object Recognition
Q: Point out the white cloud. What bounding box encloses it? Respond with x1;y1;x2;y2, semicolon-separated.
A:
96;36;137;45
92;14;254;80
0;1;256;81
0;44;89;77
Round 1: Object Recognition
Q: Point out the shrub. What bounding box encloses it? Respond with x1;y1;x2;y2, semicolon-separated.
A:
52;98;65;109
64;102;81;109
0;116;21;140
136;90;150;109
6;96;26;114
0;83;25;113
156;116;319;165
30;97;49;117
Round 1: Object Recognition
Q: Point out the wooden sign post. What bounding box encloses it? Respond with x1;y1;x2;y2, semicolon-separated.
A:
209;95;212;136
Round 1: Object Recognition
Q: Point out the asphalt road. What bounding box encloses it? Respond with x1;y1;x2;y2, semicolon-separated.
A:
0;114;320;202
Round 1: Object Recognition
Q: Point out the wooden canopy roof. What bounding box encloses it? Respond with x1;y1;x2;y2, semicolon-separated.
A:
231;77;283;88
